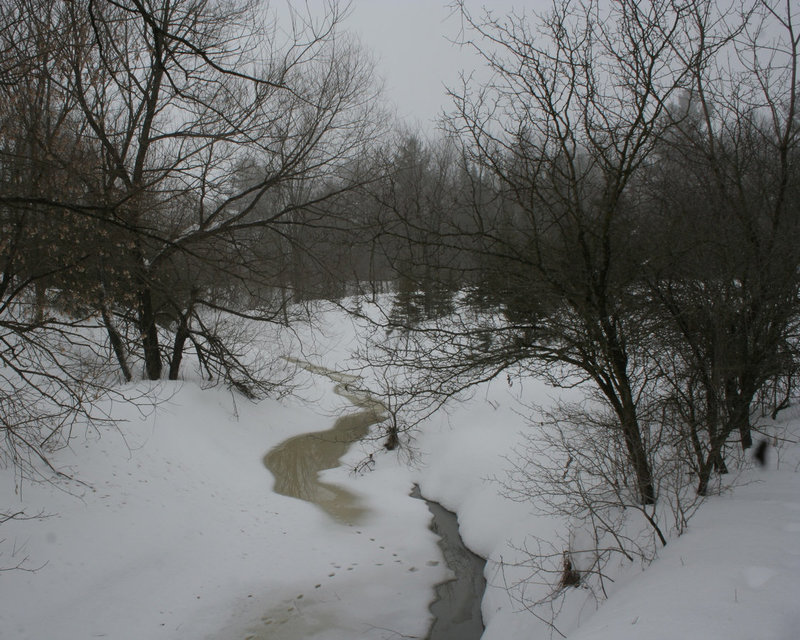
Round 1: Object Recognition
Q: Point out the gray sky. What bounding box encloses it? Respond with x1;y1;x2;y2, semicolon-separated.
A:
339;1;526;130
274;1;551;131
292;1;791;132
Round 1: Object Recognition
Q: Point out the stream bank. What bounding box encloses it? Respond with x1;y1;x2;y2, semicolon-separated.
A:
262;362;487;640
413;486;486;640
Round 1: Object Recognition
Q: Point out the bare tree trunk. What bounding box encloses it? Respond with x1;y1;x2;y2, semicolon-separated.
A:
704;381;728;474
139;288;162;380
33;281;45;324
618;385;656;505
697;424;730;496
100;301;132;382
168;313;189;381
726;380;754;451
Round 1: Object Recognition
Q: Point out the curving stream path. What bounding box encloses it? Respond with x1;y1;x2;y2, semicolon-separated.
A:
263;361;384;524
262;362;486;640
413;487;487;640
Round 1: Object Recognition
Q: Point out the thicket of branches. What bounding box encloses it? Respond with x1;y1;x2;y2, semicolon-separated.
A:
1;0;798;613
0;0;383;477
345;0;799;612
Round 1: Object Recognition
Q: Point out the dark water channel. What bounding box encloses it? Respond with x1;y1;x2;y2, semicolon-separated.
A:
262;362;486;639
412;486;487;640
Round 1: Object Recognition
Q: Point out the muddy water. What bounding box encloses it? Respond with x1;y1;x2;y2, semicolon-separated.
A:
262;362;487;640
412;486;487;640
263;362;384;524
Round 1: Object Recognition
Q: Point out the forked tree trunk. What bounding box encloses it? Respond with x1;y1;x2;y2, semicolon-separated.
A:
697;386;754;495
697;423;731;496
168;313;190;381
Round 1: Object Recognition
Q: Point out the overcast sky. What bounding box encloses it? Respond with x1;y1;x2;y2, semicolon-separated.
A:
287;1;790;133
338;0;529;131
272;1;555;131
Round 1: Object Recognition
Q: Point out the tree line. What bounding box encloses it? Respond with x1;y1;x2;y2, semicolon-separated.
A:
1;0;798;567
344;0;798;611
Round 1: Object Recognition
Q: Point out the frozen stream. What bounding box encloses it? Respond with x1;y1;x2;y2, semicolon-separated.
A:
262;362;486;640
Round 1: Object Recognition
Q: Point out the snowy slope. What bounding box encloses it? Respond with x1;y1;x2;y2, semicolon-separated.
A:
1;303;798;640
0;372;447;640
416;387;800;640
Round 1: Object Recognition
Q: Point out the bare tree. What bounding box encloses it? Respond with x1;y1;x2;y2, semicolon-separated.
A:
0;0;383;482
644;0;800;493
1;0;382;384
436;0;723;504
0;0;150;482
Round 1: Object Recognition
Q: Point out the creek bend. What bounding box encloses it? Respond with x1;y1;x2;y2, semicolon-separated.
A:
262;362;486;639
263;361;383;524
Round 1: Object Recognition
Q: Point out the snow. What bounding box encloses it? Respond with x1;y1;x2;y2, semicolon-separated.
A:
565;454;800;640
1;302;798;640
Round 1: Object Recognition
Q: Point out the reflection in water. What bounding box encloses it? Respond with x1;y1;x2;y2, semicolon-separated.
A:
413;486;486;640
263;362;384;524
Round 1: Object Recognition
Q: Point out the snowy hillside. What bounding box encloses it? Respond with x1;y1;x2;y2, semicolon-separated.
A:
0;304;797;640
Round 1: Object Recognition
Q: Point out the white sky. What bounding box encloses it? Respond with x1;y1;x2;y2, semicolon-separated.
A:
338;0;531;130
285;1;792;133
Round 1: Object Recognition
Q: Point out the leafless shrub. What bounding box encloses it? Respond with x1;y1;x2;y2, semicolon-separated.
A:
496;396;705;627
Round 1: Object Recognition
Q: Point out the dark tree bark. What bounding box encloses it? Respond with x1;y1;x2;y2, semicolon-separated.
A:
139;287;162;381
100;301;132;383
168;314;190;381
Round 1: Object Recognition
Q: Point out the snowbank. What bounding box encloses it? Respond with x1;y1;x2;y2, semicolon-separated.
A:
1;302;798;640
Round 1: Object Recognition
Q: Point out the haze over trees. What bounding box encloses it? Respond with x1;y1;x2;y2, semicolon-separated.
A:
1;0;798;614
349;0;799;603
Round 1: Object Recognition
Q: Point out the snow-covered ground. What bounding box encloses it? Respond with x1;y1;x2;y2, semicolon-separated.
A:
1;303;798;639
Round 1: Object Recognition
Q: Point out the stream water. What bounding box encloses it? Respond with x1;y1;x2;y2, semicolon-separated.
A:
262;362;486;639
263;362;384;524
412;487;487;640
